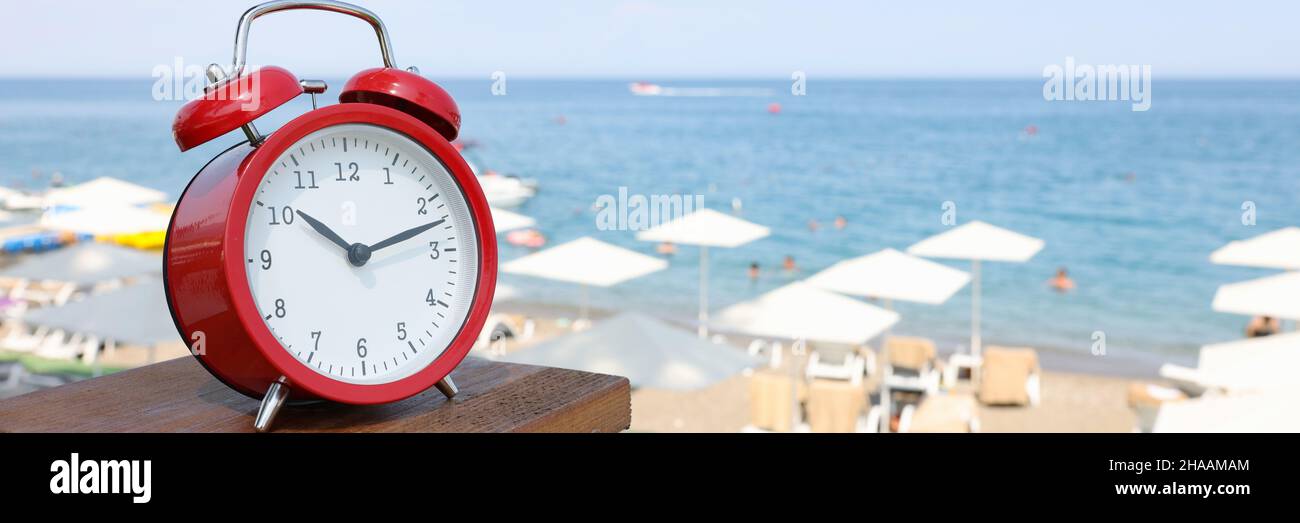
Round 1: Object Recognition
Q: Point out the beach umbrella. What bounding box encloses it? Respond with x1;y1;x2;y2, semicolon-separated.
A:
40;205;171;236
1193;331;1300;393
1211;271;1300;321
1153;392;1299;432
1210;227;1300;270
44;177;168;208
1;242;161;285
907;221;1043;358
712;281;899;345
806;248;970;432
490;207;536;233
503;311;758;390
500;236;667;324
635;208;770;337
22;279;176;347
806;248;971;307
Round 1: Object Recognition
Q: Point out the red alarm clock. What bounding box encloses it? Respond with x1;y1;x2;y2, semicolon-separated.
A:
164;0;495;432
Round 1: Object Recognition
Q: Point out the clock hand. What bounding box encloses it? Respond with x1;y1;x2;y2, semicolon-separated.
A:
369;218;446;252
295;210;351;252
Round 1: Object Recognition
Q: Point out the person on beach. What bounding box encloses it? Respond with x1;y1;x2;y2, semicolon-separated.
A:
748;262;760;281
834;215;847;230
782;255;798;273
1246;315;1280;338
1049;267;1075;292
656;241;676;256
807;219;820;232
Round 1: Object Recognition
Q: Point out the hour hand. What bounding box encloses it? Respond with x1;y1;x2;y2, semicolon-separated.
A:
369;218;446;252
296;210;351;252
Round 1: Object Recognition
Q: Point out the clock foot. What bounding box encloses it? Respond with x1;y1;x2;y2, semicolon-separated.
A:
434;376;458;399
253;378;290;433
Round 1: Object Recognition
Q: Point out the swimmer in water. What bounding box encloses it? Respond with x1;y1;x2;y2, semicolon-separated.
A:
1049;267;1075;292
748;262;760;281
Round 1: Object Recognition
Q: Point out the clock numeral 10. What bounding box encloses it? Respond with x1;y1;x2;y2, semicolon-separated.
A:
268;206;295;225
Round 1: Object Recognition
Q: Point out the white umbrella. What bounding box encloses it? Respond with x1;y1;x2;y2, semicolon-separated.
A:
44;177;168;208
712;281;899;346
806;248;970;433
490;207;536;233
503;311;758;390
1194;331;1300;393
1210;227;1300;270
40;205;171;236
1211;271;1300;321
500;236;667;322
1153;392;1299;432
635;208;769;337
806;248;970;307
907;220;1043;358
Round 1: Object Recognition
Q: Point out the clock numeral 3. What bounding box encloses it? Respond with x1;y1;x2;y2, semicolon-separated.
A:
429;241;440;260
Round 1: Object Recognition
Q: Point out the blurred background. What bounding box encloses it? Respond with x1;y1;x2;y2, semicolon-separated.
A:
1;0;1297;432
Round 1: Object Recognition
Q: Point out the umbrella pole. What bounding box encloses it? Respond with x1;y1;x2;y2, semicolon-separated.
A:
698;245;709;338
579;284;590;327
971;259;981;359
880;297;893;433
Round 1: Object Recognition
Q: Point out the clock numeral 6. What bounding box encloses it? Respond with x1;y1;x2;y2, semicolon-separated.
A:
356;338;368;358
260;249;272;270
268;206;295;226
396;322;407;341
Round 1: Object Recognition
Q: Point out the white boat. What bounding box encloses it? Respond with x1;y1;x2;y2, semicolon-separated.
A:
466;160;537;208
629;82;664;96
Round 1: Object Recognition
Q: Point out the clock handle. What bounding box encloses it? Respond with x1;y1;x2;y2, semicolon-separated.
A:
227;0;400;78
253;377;291;433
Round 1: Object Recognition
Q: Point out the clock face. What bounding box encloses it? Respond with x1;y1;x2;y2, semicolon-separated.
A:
243;123;480;385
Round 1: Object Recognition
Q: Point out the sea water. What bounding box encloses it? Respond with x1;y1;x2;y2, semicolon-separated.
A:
3;78;1298;367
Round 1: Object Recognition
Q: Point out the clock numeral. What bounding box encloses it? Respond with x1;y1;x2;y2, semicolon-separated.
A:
293;170;319;189
274;298;286;318
383;167;394;185
396;322;407;341
335;161;360;182
260;249;272;270
268;206;295;225
428;241;440;260
426;289;436;306
416;197;429;215
356;338;368;359
310;330;321;350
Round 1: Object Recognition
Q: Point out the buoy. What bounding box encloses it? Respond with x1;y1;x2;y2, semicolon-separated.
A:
1024;124;1038;136
767;102;782;114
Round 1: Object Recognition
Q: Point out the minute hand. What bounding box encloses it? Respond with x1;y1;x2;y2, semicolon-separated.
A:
369;218;446;252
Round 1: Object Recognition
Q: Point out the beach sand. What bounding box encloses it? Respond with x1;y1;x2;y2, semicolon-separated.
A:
495;301;1145;433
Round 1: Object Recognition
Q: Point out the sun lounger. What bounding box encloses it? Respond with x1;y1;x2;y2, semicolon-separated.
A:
805;344;869;385
746;369;807;432
1127;382;1187;432
902;393;980;433
1153;392;1299;432
883;336;941;395
977;346;1041;406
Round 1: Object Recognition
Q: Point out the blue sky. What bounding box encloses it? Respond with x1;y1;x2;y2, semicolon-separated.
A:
2;0;1297;78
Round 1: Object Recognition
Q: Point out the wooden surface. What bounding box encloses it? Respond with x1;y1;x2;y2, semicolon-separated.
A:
0;356;631;433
